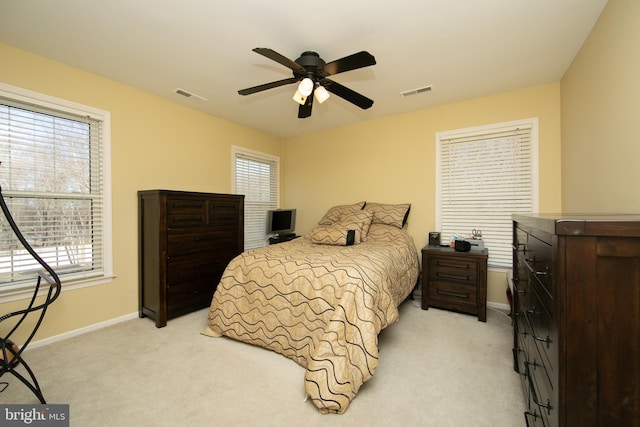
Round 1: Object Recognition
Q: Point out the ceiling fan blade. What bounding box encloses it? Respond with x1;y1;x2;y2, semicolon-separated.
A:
238;77;299;95
322;79;374;110
322;51;376;76
252;48;306;74
298;94;314;119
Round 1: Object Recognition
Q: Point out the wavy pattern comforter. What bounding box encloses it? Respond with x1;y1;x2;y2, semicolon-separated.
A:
204;223;419;414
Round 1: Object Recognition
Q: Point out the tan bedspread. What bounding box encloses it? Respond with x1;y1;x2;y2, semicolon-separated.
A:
205;223;419;414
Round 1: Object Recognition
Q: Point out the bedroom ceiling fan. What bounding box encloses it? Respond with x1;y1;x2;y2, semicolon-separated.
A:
238;48;376;119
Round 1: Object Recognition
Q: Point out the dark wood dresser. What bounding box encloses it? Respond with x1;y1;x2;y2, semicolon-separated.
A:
138;190;244;327
421;246;488;321
512;214;640;427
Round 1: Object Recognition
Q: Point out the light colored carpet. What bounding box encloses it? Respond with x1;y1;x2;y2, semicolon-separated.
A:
1;299;526;426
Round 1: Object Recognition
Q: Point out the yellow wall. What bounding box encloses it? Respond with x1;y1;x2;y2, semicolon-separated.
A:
0;43;281;341
1;39;565;341
282;83;563;306
561;0;640;213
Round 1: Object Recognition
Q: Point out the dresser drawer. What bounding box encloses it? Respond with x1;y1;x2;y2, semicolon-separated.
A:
167;252;232;284
167;276;217;315
523;234;552;297
513;315;530;375
526;354;554;427
527;281;555;380
209;200;242;223
167;228;240;255
168;198;208;226
525;362;552;427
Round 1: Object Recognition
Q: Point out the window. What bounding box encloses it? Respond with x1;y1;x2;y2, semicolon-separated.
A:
436;118;538;268
0;83;112;300
232;146;279;250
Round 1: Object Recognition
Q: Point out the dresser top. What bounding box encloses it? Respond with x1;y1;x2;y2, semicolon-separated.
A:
138;189;244;198
512;213;640;237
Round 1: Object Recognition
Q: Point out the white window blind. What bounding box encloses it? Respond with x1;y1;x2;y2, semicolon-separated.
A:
0;87;111;296
436;118;538;268
232;146;279;250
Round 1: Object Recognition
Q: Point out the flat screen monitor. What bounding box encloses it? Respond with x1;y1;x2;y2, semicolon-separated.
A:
266;209;296;236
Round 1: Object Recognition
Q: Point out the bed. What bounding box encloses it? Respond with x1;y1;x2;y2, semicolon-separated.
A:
202;202;419;414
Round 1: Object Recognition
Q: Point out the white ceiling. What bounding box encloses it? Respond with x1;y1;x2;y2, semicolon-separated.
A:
0;0;607;139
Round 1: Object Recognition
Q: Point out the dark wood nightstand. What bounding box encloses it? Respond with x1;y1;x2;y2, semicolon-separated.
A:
421;246;488;321
268;234;298;244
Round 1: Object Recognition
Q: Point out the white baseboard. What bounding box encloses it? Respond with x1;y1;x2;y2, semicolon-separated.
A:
28;312;139;350
487;301;510;313
26;304;510;350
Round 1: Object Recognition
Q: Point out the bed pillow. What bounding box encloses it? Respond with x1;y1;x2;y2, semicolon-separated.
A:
364;202;411;228
317;202;365;225
339;209;374;242
310;221;361;246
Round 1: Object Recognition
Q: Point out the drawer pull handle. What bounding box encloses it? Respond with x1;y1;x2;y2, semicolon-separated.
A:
437;289;469;299
172;216;204;223
171;203;205;210
437;262;470;269
513;280;527;294
525;311;552;346
533;334;551;345
526;364;553;415
436;273;470;281
524;410;540;426
512;243;526;254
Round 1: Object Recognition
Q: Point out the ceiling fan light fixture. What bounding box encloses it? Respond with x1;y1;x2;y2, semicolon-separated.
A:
292;89;308;105
314;85;330;104
298;78;314;97
238;48;376;118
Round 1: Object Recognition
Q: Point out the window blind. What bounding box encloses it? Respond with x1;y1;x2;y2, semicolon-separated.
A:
0;96;105;290
437;119;538;268
233;146;279;250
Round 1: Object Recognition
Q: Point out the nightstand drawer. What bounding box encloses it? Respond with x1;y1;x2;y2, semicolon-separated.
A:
429;257;477;284
429;280;477;307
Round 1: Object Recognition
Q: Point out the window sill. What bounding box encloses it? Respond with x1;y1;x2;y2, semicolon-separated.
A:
0;274;116;304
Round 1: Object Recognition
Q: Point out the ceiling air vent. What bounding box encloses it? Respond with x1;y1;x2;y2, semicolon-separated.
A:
173;88;208;102
400;85;432;98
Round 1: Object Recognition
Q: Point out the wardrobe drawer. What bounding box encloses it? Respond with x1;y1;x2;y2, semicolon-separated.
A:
167;228;239;255
167;251;235;283
209;200;242;224
168;198;207;226
167;276;216;315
